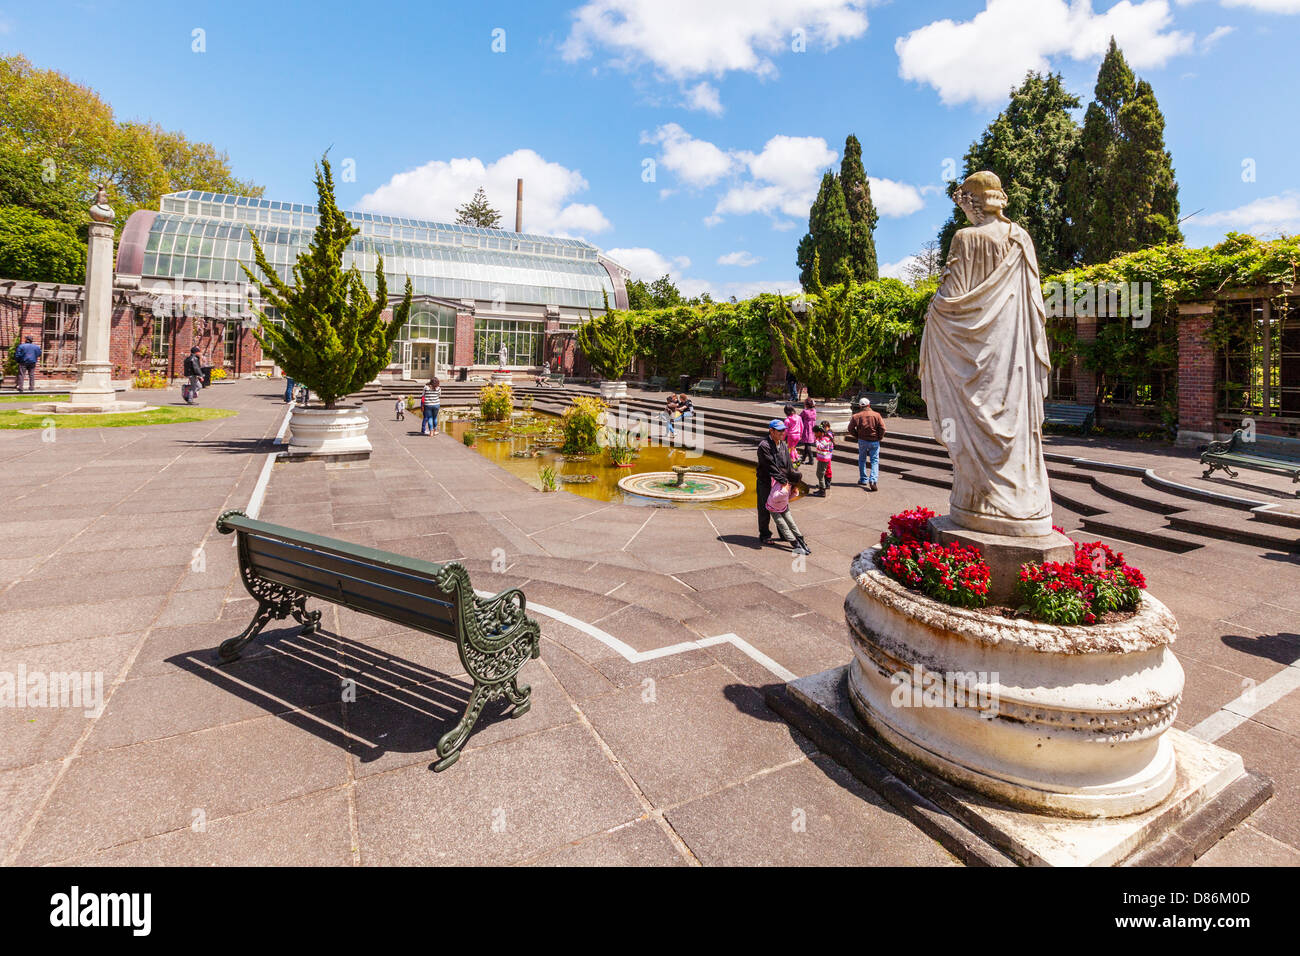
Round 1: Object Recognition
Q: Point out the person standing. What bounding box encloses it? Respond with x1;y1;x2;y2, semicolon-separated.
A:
766;480;811;555
182;346;204;404
394;396;406;421
848;397;886;490
782;405;803;463
785;369;799;403
661;393;680;437
799;398;818;463
14;336;40;392
283;376;295;403
420;376;441;435
812;424;834;497
756;419;791;545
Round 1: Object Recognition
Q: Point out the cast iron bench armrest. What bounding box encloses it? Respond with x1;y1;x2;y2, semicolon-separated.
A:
856;391;901;417
1200;429;1300;494
690;379;722;395
213;509;541;770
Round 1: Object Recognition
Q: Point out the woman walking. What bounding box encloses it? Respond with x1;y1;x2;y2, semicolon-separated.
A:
799;398;817;464
421;376;441;435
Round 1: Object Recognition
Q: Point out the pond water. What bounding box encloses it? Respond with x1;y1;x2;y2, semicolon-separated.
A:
441;409;759;509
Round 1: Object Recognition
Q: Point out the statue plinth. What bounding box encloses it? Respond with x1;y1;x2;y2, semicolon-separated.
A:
929;515;1073;606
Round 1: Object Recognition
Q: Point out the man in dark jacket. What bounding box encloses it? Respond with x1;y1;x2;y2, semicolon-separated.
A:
181;346;204;404
14;337;40;392
847;397;886;491
756;419;791;543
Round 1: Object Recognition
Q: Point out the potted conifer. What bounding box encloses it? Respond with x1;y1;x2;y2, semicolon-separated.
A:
576;294;635;401
243;156;411;456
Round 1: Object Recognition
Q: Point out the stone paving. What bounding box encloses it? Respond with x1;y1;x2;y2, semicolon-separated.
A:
2;378;1297;865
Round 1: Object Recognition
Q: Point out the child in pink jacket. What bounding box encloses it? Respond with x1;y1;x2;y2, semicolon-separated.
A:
782;405;803;461
799;399;818;463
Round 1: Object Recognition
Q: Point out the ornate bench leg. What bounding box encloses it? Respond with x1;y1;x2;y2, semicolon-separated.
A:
290;596;322;635
504;676;532;718
218;579;317;663
218;601;280;663
433;683;491;772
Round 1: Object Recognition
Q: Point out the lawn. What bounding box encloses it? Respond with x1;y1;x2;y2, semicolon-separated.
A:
0;406;237;429
0;393;70;403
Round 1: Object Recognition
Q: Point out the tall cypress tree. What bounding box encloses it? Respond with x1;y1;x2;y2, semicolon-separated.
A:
840;134;879;281
1066;39;1181;264
938;71;1080;274
796;171;853;288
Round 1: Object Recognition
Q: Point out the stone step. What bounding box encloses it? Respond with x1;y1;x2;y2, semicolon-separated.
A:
1166;506;1300;553
896;464;954;490
1048;481;1112;517
1091;473;1193;516
1078;510;1205;554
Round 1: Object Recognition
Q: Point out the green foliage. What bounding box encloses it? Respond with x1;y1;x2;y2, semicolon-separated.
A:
1065;39;1181;265
561;395;606;455
797;171;853;288
840;134;879;281
576;294;637;380
242;156;411;408
455;186;502;228
462;430;477;447
938;71;1081;274
0;205;85;283
478;382;513;421
774;254;873;399
538;463;558;492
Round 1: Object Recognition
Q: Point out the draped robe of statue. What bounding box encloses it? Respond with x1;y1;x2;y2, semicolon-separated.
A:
919;219;1053;537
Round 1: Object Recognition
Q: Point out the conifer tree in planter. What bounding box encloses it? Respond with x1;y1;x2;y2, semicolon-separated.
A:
576;292;636;400
773;252;871;431
243;156;412;456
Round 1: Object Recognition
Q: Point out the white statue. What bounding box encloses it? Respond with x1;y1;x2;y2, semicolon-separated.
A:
89;183;115;223
498;343;508;368
919;171;1053;537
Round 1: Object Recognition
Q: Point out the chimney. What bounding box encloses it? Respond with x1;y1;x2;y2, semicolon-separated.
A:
515;178;523;233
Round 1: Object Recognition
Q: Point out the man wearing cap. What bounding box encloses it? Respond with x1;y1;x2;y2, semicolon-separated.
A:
847;397;886;491
182;346;204;405
756;419;791;544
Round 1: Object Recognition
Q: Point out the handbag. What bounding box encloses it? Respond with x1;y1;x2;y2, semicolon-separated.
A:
765;483;790;513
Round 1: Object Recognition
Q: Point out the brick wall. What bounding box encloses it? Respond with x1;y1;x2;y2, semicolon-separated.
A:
453;313;474;367
1178;311;1216;435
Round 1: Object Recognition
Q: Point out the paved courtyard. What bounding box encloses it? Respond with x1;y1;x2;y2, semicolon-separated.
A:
2;378;1297;866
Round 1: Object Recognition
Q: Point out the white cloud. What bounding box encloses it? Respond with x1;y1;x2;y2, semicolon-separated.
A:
561;0;870;81
718;250;761;266
1200;24;1235;49
641;124;736;187
869;177;926;217
713;134;838;222
1197;191;1300;234
896;0;1195;107
357;149;611;237
604;247;692;280
1220;0;1300;12
683;81;724;115
879;255;922;280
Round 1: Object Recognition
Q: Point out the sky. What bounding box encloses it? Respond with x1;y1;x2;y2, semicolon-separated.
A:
3;0;1298;299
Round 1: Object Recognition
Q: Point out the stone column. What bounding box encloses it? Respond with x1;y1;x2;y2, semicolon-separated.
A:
66;204;117;406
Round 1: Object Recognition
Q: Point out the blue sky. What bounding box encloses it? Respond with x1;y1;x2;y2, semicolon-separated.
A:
3;0;1298;297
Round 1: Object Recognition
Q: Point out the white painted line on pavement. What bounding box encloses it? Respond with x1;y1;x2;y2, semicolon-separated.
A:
242;407;293;525
476;590;796;681
1188;660;1300;742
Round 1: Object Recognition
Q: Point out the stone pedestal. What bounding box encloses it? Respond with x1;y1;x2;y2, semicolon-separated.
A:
929;515;1073;606
490;370;513;384
66;219;117;407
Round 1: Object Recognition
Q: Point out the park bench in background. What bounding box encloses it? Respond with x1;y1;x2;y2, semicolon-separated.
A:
214;509;541;770
645;375;668;391
543;372;565;386
855;391;900;417
1043;402;1096;433
689;378;723;396
1201;430;1300;496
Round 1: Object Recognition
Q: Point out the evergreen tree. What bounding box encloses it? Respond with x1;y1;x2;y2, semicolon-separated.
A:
576;292;636;380
840;134;879;280
938;71;1080;274
243;156;412;408
455;186;502;228
796;171;853;288
1066;39;1181;264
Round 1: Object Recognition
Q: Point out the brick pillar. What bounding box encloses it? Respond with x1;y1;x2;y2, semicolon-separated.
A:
171;316;193;380
1073;315;1097;404
1176;304;1217;445
109;305;133;379
238;324;260;376
453;312;475;367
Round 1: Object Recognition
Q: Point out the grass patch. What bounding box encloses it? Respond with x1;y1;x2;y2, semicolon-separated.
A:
0;393;69;403
0;406;237;429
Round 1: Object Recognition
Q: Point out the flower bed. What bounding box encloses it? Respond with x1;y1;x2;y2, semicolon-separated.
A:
876;508;1147;625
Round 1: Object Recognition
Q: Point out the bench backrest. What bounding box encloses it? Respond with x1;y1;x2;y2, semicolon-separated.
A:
694;379;720;390
218;512;460;639
1231;430;1300;463
548;373;564;382
1043;402;1096;423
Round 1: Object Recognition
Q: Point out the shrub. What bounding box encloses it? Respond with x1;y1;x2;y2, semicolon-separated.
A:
876;506;989;608
462;430;477;447
209;367;227;381
479;382;513;421
576;293;636;381
561;395;606;454
538;464;558;492
131;369;167;389
1016;540;1146;625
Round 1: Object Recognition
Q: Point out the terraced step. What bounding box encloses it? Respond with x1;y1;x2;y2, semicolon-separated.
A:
1078;509;1205;554
1167;506;1300;553
896;464;954;490
1091;473;1192;515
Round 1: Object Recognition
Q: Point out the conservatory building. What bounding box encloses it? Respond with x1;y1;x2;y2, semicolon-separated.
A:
107;190;628;380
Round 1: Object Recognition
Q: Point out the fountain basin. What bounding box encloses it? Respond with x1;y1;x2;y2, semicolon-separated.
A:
845;547;1184;818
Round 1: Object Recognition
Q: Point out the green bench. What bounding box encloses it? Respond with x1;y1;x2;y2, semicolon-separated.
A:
1043;402;1096;433
689;378;723;396
542;372;564;386
855;391;900;417
1201;430;1300;496
645;375;668;391
214;509;541;771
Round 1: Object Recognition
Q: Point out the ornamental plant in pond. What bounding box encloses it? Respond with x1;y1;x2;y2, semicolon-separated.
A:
1016;540;1146;625
876;506;991;609
478;382;513;421
561;395;606;455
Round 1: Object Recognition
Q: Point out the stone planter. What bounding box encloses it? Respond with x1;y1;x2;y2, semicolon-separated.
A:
599;381;627;401
818;401;853;434
845;547;1183;819
287;403;372;456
